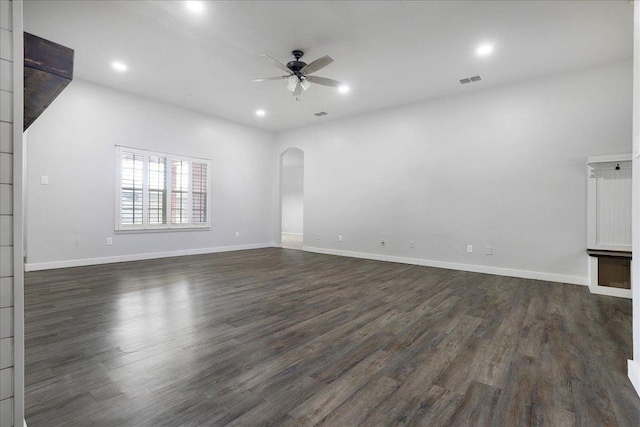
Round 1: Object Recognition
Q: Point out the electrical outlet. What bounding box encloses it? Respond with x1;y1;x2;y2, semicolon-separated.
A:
106;237;112;246
485;246;492;255
467;245;473;253
410;240;415;248
338;235;343;242
235;231;240;238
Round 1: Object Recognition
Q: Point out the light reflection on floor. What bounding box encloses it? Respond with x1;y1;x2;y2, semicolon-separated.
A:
113;281;195;351
281;233;303;250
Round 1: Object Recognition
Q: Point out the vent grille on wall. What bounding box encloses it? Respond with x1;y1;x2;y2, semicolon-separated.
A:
314;112;328;117
459;75;482;85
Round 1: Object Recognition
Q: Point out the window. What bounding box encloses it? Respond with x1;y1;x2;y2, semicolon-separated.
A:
116;146;211;231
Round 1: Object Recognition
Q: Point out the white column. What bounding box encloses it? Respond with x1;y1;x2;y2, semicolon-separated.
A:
0;1;23;425
629;0;640;398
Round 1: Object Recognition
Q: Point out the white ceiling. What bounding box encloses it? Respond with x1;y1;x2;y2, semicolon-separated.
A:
23;0;633;132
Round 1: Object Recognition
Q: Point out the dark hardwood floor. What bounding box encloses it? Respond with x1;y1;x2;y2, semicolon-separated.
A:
24;248;640;426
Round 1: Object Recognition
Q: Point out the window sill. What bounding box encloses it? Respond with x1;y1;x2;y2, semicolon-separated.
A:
115;226;211;234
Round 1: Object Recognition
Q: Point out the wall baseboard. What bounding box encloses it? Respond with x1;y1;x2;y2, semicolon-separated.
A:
24;242;277;271
302;246;589;286
628;360;640;398
282;232;303;236
26;242;591;286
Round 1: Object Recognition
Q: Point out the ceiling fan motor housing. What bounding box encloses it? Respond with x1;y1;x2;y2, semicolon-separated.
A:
288;50;307;78
287;61;307;73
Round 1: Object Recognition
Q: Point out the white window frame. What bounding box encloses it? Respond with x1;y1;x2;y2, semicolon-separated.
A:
115;146;212;232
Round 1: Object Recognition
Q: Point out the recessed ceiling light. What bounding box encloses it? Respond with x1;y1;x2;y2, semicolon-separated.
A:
185;1;205;13
111;62;127;72
338;85;350;94
476;43;494;57
255;109;266;117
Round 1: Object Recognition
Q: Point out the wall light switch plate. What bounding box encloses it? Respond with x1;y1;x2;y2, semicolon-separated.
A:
40;176;49;185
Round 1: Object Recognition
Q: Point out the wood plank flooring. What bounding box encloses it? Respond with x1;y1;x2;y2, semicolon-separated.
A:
24;248;640;426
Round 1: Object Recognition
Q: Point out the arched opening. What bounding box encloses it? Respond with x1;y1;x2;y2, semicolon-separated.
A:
280;148;304;250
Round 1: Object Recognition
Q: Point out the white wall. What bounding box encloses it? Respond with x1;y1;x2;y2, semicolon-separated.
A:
281;149;303;234
25;79;276;269
275;60;633;284
22;60;634;284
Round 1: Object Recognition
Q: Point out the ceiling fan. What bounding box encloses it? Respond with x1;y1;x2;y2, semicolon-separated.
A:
253;50;345;99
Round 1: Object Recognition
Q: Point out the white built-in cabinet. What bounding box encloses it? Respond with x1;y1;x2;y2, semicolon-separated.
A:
587;154;632;298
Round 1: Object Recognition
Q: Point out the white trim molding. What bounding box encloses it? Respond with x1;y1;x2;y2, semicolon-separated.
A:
629;360;640;398
302;246;588;286
11;1;25;425
25;242;277;271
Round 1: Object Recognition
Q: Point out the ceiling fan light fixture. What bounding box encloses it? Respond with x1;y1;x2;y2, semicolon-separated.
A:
286;76;298;92
255;51;343;100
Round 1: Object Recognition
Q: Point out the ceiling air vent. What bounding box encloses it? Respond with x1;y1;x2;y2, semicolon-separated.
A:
314;111;328;117
459;75;482;85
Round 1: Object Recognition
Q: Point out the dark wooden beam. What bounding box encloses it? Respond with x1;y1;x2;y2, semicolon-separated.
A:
23;32;74;131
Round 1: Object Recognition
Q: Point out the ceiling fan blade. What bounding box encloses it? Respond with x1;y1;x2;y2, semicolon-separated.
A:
252;76;288;82
260;54;291;73
292;82;302;97
300;55;333;75
305;75;343;88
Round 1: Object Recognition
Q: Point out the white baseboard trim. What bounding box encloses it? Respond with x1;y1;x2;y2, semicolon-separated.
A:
302;246;589;286
25;242;277;271
628;360;640;398
26;243;592;286
588;284;632;299
282;232;303;236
